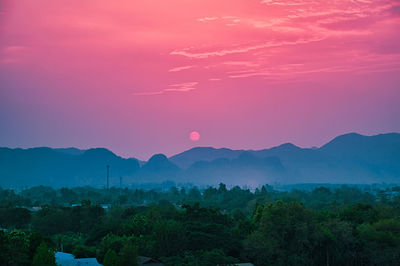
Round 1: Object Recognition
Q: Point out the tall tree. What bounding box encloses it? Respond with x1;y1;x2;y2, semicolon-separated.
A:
32;242;56;266
103;249;121;266
120;242;139;266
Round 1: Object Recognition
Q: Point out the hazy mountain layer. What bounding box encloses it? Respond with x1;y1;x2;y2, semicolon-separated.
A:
1;133;399;187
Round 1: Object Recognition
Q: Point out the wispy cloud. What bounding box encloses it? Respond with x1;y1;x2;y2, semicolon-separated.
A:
197;17;218;22
168;82;198;91
223;61;260;67
261;0;318;6
132;82;199;96
168;65;195;72
167;0;400;85
131;91;164;96
226;56;400;80
197;16;241;24
170;37;324;59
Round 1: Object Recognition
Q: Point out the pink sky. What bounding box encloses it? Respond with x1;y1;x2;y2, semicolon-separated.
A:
1;0;400;159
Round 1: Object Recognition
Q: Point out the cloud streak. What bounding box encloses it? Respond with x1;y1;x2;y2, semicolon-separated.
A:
132;82;199;96
170;37;325;59
167;0;400;85
168;65;195;72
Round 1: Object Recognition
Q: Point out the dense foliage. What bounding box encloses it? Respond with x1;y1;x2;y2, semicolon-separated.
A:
1;184;400;265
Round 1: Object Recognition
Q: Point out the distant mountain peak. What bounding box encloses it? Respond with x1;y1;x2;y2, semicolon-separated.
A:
147;153;169;162
271;142;301;151
81;148;120;162
325;132;364;142
182;146;235;153
143;154;179;171
320;132;400;151
170;146;243;169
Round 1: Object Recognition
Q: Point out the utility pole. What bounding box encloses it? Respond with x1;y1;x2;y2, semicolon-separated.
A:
120;176;122;195
106;165;110;190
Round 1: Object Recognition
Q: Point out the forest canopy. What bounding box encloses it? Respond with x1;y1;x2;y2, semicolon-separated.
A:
1;184;400;265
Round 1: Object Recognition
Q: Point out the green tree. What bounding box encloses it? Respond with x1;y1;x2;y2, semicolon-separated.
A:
103;249;120;266
5;230;30;266
0;207;31;229
340;203;378;225
244;201;319;266
358;218;400;265
120;242;139;266
28;232;45;261
72;245;96;258
317;219;356;266
187;187;202;202
180;203;237;255
32;242;56;266
97;234;137;263
200;249;239;265
152;220;186;257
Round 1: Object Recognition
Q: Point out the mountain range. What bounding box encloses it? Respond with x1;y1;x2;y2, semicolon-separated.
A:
1;132;400;187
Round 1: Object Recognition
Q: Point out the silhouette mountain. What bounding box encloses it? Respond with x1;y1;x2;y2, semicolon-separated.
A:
136;154;181;182
185;152;285;186
0;147;140;187
0;132;399;187
54;147;85;156
171;132;400;184
170;147;244;169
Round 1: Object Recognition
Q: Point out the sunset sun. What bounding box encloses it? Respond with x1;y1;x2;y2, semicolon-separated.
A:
190;131;200;142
